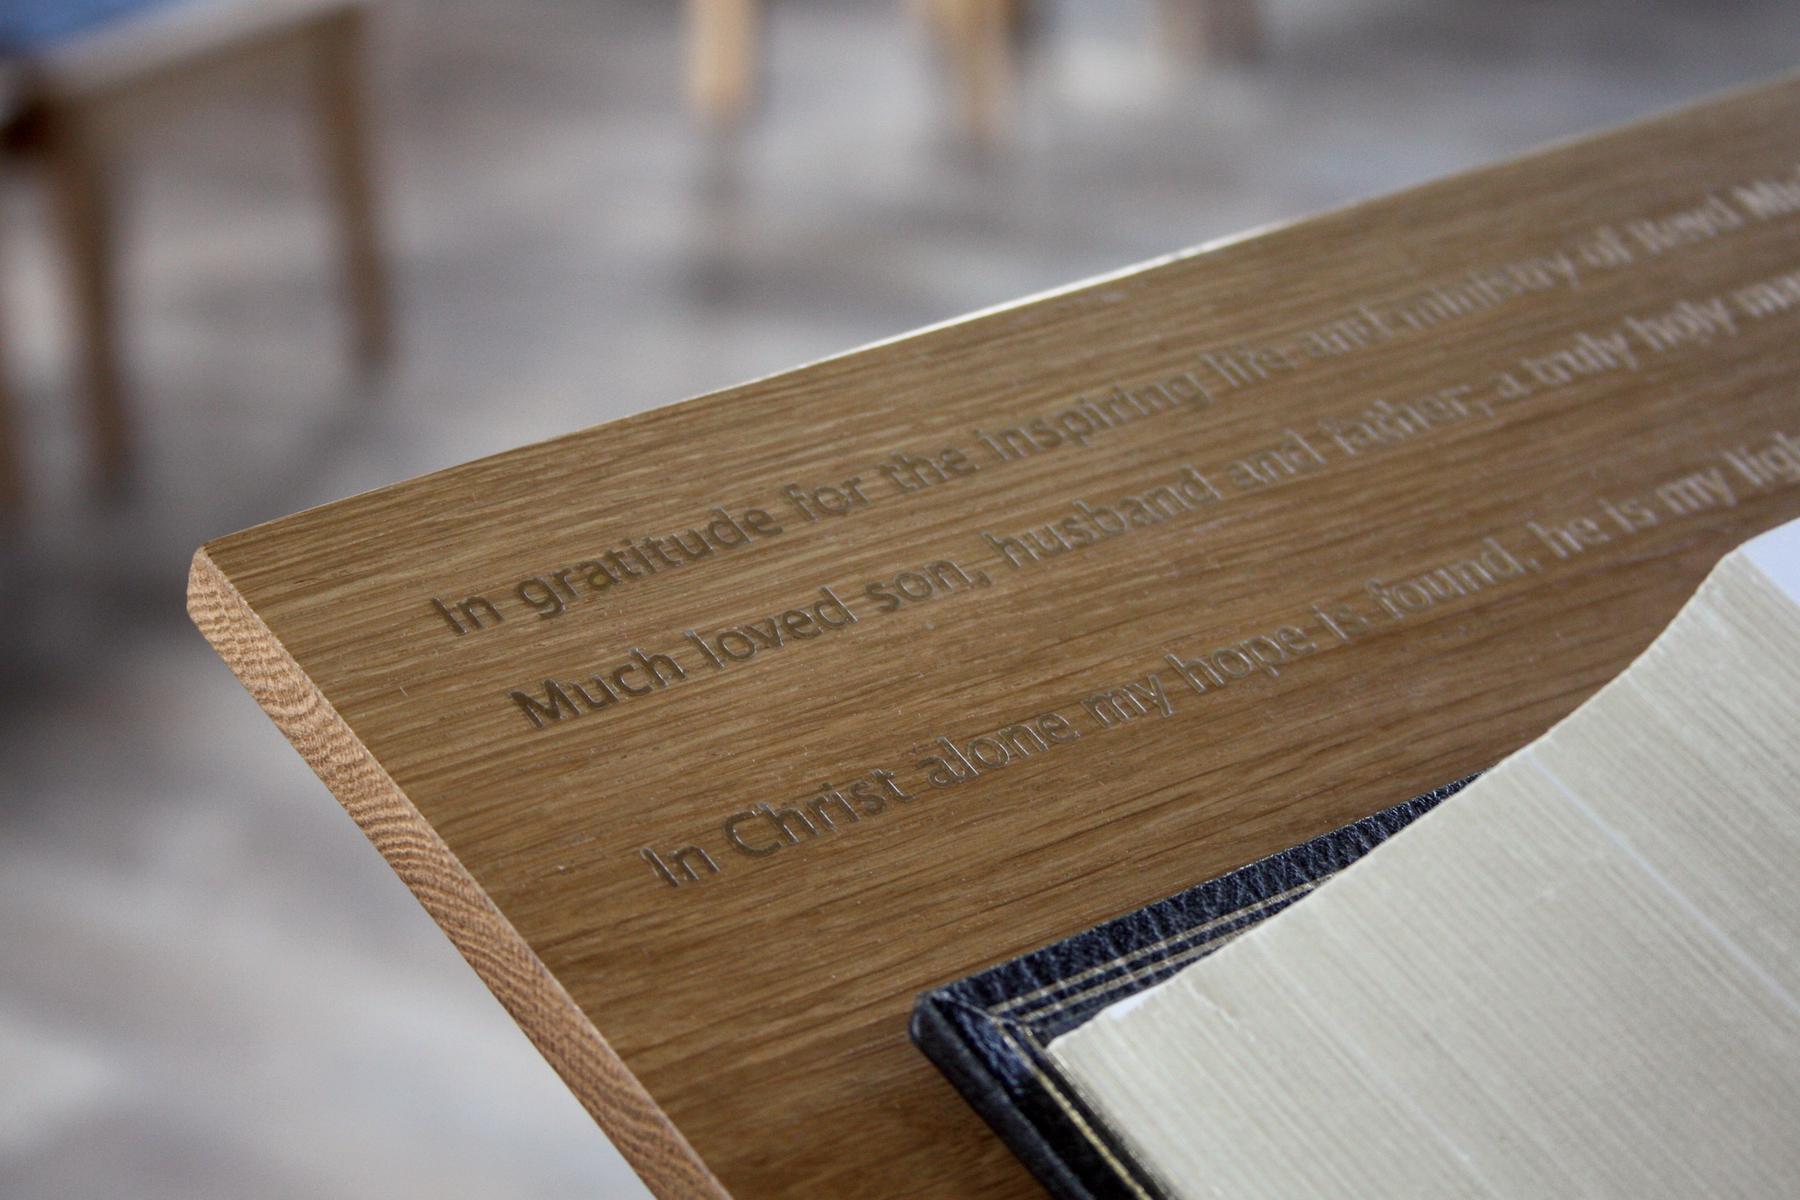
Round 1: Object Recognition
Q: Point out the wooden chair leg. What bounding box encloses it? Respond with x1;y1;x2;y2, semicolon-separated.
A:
0;227;19;515
1159;0;1263;63
921;0;1016;143
687;0;762;129
0;331;21;517
310;5;392;368
43;102;130;494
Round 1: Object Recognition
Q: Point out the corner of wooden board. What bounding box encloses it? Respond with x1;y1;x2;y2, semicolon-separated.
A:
183;540;732;1200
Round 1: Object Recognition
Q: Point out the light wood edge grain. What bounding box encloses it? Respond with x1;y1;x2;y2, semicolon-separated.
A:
187;546;729;1200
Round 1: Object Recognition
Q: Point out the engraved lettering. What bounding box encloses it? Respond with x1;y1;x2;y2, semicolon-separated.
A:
517;577;568;617
1366;540;1528;615
432;595;503;635
639;845;718;886
1731;165;1800;220
1626;193;1744;255
877;447;979;493
722;770;916;862
1725;432;1800;489
1655;467;1737;516
862;560;988;613
1733;269;1800;320
509;649;686;729
985;466;1219;569
1080;674;1172;727
510;679;586;729
781;479;873;521
1224;430;1326;490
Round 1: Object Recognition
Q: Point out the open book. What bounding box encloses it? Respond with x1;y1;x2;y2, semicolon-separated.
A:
918;519;1800;1199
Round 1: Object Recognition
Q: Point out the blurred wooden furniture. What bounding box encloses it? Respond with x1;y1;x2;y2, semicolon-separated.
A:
1160;0;1262;63
684;0;1262;142
686;0;760;129
0;264;19;516
683;0;1026;138
0;0;389;503
917;0;1024;143
0;62;24;516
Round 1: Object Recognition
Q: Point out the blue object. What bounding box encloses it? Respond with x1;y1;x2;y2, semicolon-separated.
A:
0;0;186;54
912;776;1477;1200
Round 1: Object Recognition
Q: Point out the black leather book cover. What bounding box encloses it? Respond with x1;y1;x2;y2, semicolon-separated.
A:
910;777;1475;1200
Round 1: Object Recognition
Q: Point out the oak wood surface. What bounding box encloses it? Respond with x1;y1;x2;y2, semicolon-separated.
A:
191;78;1800;1198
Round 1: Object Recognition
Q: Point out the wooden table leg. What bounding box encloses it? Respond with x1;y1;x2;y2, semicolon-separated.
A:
687;0;763;129
311;4;392;370
921;0;1017;143
43;101;129;495
1160;0;1263;63
310;4;392;368
0;326;21;518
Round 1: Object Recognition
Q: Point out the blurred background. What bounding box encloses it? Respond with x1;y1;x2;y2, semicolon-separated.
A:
1;1;1796;1195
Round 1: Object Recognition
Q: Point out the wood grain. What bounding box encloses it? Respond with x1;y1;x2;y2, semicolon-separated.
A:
191;78;1800;1198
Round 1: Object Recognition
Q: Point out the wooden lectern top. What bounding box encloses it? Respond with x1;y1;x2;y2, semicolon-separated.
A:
191;79;1800;1198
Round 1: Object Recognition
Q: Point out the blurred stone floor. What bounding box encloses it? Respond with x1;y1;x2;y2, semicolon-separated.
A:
2;0;1797;1195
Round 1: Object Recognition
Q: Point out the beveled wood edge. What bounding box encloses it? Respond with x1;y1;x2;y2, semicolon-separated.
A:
187;547;729;1200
